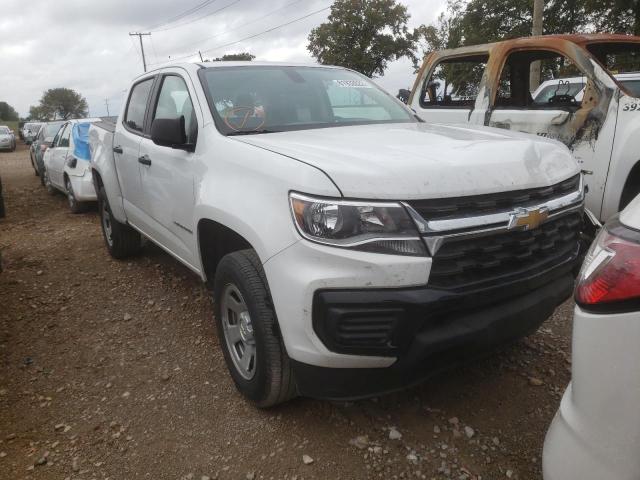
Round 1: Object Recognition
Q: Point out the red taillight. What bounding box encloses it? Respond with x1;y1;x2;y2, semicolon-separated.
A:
575;223;640;310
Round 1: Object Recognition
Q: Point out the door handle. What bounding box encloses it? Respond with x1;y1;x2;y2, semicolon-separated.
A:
113;145;123;154
138;155;152;166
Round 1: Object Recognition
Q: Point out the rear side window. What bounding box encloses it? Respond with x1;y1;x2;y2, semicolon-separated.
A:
125;78;154;132
421;55;488;109
58;124;71;148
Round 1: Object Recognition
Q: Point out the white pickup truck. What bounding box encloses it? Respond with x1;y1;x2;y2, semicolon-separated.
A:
90;62;585;406
410;34;640;223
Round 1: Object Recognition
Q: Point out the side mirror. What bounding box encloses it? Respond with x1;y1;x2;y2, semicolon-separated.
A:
151;117;193;151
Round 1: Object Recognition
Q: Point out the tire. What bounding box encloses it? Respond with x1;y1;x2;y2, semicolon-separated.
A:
43;168;57;195
0;176;5;219
30;152;38;175
65;176;86;214
98;186;141;259
213;249;296;407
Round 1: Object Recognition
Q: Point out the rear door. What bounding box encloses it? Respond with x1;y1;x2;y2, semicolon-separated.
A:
113;76;156;227
47;123;71;188
411;53;489;125
137;71;201;269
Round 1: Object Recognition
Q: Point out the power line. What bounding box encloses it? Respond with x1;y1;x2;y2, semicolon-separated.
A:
151;0;242;32
200;5;331;55
148;5;331;66
129;32;152;72
145;0;220;31
168;0;306;55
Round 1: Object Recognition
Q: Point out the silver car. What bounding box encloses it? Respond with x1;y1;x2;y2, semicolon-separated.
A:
22;122;42;144
0;126;16;151
543;193;640;479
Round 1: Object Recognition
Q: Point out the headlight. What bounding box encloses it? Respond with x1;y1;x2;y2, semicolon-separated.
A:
289;193;427;256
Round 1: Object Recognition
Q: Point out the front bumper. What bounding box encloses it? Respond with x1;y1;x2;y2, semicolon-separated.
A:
265;235;578;400
295;270;573;399
68;169;97;202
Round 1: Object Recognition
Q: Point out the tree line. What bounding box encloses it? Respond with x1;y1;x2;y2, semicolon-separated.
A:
307;0;640;77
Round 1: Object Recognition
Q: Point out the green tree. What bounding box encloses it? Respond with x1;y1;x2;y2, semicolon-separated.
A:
215;52;256;61
28;105;45;121
34;88;88;120
585;0;640;35
0;102;19;121
412;1;465;70
307;0;415;77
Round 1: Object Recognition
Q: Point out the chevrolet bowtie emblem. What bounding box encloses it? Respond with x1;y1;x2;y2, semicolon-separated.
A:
508;207;549;231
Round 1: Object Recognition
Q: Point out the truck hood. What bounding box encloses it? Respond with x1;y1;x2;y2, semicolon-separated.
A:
233;122;579;200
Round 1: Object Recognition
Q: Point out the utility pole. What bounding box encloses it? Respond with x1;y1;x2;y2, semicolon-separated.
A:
129;32;151;72
104;98;110;117
529;0;544;90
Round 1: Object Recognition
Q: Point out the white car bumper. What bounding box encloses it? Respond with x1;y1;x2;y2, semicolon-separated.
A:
543;307;640;480
264;236;576;400
68;169;97;202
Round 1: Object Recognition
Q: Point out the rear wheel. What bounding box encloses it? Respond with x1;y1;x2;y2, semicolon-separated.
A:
30;152;38;175
43;168;56;195
213;249;296;407
65;176;86;214
98;186;141;259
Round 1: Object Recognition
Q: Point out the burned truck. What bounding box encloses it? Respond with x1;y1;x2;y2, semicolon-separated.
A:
409;34;640;223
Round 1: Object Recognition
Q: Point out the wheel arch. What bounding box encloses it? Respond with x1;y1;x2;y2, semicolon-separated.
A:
620;160;640;211
197;218;254;284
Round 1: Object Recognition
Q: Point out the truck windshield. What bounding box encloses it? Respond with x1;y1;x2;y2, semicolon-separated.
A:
199;66;415;135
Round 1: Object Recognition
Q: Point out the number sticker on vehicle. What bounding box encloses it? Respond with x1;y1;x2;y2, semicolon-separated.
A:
622;102;639;111
333;79;372;88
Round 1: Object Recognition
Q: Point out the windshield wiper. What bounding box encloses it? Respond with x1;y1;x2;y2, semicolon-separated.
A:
226;129;281;136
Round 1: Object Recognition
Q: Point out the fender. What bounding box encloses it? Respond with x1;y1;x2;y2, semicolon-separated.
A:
88;122;127;223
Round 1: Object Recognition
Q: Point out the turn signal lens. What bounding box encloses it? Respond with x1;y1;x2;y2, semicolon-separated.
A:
575;219;640;310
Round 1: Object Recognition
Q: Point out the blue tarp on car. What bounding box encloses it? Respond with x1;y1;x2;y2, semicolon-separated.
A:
72;122;91;161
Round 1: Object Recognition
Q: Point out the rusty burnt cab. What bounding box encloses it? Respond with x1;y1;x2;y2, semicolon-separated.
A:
409;34;640;223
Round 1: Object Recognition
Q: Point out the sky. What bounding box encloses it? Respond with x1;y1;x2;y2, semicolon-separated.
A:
0;0;445;118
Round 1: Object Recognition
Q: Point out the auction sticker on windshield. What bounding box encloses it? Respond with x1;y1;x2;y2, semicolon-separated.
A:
334;79;372;88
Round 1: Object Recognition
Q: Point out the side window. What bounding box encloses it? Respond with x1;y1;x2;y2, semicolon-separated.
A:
496;50;586;109
51;127;62;147
152;75;198;144
58;124;71;148
421;55;488;108
125;78;154;133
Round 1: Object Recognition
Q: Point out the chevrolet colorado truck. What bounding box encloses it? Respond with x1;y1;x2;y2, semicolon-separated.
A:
89;62;584;407
410;34;640;224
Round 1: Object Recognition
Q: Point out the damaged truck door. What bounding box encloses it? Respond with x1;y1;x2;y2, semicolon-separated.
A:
411;35;640;223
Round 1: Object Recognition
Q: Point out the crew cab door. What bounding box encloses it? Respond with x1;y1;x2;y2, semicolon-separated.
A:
486;47;618;219
113;76;156;227
137;72;200;270
46;122;71;188
411;53;489;125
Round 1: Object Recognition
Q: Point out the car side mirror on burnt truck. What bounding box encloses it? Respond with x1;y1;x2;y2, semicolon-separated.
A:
151;116;194;152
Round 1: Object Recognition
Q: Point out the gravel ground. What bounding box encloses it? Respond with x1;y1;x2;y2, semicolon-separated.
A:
0;144;573;480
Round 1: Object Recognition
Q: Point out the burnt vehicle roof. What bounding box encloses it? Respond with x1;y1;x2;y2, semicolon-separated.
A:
428;34;640;57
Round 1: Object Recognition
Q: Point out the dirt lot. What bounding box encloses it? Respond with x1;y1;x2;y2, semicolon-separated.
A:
0;144;574;480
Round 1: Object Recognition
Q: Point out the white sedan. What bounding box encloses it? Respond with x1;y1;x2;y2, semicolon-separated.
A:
543;193;640;479
43;118;101;213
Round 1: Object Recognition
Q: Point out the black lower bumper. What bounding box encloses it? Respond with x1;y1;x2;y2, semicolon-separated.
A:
293;260;575;400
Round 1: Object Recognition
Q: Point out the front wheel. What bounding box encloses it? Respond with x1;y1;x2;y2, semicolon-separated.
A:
98;186;141;259
213;249;296;407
